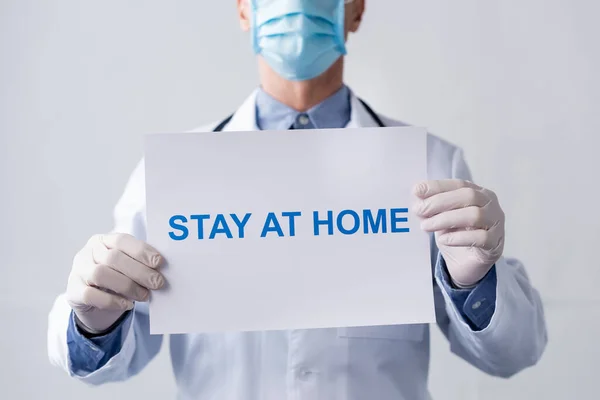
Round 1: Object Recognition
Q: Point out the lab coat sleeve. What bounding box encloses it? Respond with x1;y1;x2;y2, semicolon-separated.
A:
434;148;548;378
48;159;164;384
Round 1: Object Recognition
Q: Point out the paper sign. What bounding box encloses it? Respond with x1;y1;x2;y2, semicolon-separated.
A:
144;127;435;335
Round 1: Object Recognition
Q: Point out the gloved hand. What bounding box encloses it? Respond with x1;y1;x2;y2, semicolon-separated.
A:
412;179;505;287
66;233;165;334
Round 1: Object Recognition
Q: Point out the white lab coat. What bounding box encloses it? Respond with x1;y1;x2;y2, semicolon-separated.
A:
48;89;547;400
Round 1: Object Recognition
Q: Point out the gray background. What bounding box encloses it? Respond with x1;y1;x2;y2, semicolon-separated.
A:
1;0;599;399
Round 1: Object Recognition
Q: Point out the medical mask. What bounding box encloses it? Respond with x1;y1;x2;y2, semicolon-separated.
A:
250;0;350;81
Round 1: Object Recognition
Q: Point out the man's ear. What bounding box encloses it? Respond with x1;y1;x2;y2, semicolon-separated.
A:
237;0;251;32
347;0;365;33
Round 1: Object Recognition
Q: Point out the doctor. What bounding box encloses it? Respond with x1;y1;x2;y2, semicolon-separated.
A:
48;0;547;399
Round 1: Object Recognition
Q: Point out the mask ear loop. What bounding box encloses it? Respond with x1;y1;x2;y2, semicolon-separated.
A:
250;0;260;54
336;0;349;54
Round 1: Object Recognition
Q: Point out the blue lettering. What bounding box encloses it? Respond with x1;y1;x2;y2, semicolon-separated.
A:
282;211;301;237
363;209;387;234
391;208;409;233
190;214;210;239
261;212;284;237
169;215;188;240
230;213;252;238
337;209;360;235
209;214;233;239
313;210;334;236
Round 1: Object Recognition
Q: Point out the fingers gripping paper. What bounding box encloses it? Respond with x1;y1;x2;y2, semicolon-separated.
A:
144;127;435;334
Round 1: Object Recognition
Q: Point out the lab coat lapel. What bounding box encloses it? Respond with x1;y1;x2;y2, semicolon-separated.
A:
347;92;381;129
222;89;260;132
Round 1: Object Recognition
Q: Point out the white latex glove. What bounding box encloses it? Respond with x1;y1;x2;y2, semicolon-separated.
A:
66;233;165;334
412;179;505;287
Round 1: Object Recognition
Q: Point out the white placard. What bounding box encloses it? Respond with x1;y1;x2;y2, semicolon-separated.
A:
144;127;435;334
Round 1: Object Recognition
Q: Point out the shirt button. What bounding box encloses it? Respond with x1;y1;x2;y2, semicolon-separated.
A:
472;300;484;310
297;114;310;126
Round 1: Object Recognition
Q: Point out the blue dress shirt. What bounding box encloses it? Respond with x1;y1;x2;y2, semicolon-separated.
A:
67;85;498;374
437;259;498;331
255;85;351;130
67;311;132;375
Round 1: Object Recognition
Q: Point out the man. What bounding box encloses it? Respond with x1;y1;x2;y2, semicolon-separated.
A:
47;1;547;399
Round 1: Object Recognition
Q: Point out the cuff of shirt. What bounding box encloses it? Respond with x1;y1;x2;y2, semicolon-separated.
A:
435;256;498;331
66;310;132;375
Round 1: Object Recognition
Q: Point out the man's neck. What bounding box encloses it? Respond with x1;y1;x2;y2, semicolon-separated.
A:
257;57;345;112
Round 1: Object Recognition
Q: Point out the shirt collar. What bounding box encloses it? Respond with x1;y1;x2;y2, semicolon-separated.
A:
255;85;351;131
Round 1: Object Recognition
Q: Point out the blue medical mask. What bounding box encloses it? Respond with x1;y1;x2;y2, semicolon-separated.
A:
250;0;349;81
